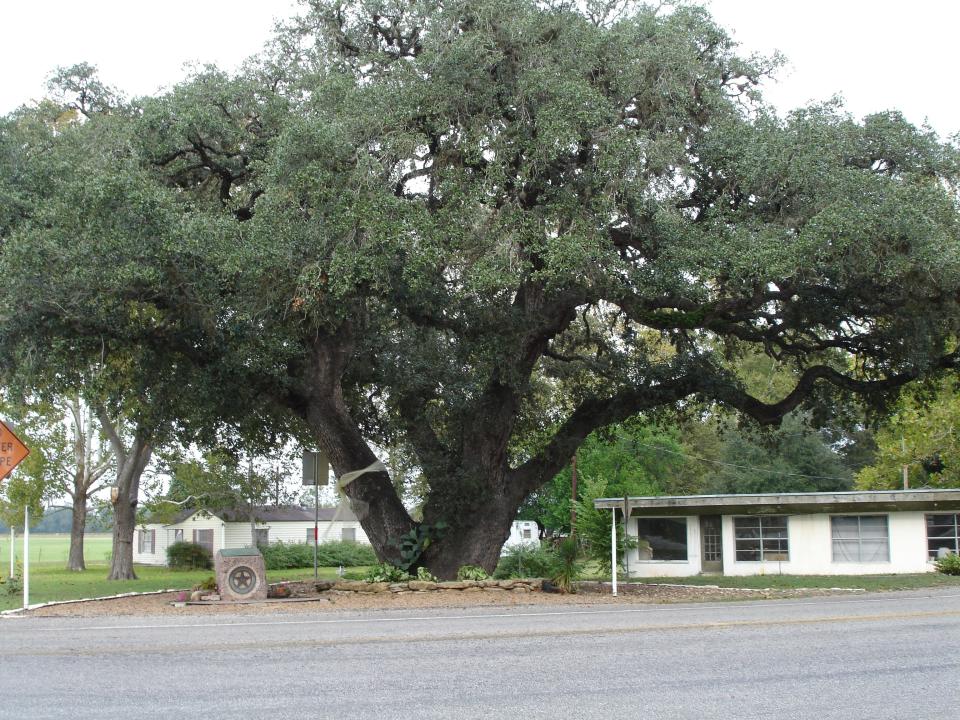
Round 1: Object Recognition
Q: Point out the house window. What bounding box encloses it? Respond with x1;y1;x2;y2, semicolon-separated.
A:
636;517;688;561
255;529;269;547
832;516;889;562
193;529;214;554
522;528;532;539
306;528;317;544
734;516;789;562
926;514;960;559
138;529;155;554
173;529;184;543
342;527;356;543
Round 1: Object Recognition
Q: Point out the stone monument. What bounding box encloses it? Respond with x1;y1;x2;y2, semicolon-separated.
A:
215;547;268;601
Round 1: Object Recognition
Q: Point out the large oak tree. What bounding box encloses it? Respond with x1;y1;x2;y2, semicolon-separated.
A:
2;1;959;577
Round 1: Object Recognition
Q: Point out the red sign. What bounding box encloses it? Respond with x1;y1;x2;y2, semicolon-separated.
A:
0;420;29;481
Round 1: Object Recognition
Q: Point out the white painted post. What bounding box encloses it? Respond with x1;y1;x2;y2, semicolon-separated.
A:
610;507;618;597
23;506;29;608
9;527;13;578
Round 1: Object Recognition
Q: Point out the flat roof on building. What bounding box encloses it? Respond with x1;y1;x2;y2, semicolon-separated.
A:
594;488;960;516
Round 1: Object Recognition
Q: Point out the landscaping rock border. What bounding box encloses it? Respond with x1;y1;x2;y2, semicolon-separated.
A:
322;578;545;594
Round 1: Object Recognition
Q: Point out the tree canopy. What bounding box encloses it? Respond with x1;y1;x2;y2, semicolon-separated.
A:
856;377;960;489
2;0;959;576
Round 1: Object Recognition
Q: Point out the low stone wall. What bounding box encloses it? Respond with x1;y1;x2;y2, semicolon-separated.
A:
316;578;544;594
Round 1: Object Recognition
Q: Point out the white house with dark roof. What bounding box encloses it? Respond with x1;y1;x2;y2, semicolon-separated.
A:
593;489;960;577
133;505;369;566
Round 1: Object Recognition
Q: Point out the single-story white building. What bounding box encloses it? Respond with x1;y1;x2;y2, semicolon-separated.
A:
134;505;370;566
594;489;960;577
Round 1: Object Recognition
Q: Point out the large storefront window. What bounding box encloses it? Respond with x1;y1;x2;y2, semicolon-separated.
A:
926;514;960;560
734;516;789;561
636;517;688;561
831;516;889;562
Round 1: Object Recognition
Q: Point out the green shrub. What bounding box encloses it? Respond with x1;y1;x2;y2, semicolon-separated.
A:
551;536;582;592
494;544;559;579
260;541;378;570
456;565;489;581
935;552;960;575
364;563;411;582
166;541;212;570
260;542;312;570
316;540;378;567
195;575;217;591
416;566;438;582
2;563;23;596
390;521;449;571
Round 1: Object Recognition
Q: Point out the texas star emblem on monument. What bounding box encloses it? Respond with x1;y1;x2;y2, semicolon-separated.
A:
0;419;29;482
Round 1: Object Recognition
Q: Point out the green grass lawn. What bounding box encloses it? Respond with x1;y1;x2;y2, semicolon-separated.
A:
0;561;359;612
0;532;365;611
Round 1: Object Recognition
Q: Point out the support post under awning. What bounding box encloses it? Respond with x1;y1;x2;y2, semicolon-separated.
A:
610;506;617;597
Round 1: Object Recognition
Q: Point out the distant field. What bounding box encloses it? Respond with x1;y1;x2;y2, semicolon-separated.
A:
0;533;112;567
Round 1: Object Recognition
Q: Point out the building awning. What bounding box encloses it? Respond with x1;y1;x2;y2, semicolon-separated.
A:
593;489;960;516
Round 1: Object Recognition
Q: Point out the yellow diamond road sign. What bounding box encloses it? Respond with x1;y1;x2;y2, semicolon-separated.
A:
0;419;29;481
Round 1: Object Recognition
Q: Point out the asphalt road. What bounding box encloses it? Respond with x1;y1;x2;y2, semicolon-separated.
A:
2;589;959;720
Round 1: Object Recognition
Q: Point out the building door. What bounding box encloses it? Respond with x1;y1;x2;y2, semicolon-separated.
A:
700;515;723;574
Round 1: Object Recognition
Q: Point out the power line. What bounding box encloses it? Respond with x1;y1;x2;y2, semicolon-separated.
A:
634;441;853;482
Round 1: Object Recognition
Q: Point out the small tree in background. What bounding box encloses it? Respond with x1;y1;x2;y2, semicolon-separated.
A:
572;475;636;576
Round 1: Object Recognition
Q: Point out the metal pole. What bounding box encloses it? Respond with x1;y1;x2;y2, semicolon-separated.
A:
610;507;617;597
23;506;29;609
314;482;319;579
9;526;13;579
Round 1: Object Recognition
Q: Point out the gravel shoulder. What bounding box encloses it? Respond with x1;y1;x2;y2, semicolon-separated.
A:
14;581;864;618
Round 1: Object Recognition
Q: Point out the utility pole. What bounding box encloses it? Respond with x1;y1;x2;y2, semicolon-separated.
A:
570;454;578;538
902;436;909;490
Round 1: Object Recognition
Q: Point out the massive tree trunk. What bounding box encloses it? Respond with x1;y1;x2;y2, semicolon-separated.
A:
419;490;519;578
296;331;417;565
65;493;88;572
97;406;154;581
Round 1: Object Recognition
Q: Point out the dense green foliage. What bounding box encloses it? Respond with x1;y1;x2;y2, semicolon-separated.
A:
572;475;636;574
857;378;960;489
165;541;213;570
550;536;581;592
702;414;853;494
260;540;377;570
494;544;561;579
521;419;689;534
363;563;412;583
2;1;959;576
456;565;490;581
934;553;960;576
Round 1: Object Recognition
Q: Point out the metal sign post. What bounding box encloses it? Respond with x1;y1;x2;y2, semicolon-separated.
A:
303;450;329;580
0;420;30;608
23;506;29;608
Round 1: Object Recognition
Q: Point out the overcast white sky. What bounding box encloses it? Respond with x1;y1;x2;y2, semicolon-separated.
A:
0;1;957;136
